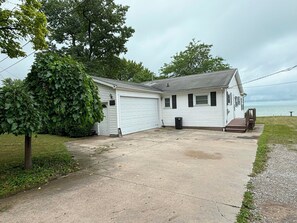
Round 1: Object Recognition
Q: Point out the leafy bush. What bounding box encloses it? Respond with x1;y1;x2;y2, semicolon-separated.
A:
26;52;103;137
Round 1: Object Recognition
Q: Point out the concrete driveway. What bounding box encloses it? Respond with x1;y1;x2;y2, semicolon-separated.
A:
0;127;262;223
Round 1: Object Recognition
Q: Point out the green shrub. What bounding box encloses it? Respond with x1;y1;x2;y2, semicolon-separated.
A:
26;52;103;137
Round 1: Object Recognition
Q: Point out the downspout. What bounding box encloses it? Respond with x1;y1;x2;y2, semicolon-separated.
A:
222;88;226;131
115;88;120;135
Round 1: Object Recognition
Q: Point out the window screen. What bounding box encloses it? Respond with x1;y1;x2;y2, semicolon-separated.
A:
196;95;208;105
165;98;170;107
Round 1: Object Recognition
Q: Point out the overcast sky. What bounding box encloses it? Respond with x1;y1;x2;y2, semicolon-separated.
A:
1;0;297;102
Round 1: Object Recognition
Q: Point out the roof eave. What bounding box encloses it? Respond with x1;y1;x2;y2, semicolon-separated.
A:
161;85;229;93
93;78;117;89
116;86;163;94
234;70;245;94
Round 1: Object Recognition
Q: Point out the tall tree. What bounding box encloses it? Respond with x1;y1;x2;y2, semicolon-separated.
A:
26;52;103;137
0;0;47;58
116;58;155;82
0;79;41;169
43;0;134;74
160;39;230;78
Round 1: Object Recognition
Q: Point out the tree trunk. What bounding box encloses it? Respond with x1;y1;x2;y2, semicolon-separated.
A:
24;134;32;170
88;21;92;60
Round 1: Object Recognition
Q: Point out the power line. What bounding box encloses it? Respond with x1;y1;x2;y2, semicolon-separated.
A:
0;0;88;67
0;51;35;74
0;66;19;79
0;41;31;64
0;72;6;80
242;64;297;85
228;65;297;89
244;80;297;88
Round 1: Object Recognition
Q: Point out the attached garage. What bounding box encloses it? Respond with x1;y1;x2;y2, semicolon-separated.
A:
119;96;160;135
92;76;162;136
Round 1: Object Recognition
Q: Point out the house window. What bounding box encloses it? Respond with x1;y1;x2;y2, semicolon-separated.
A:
165;98;170;108
227;92;232;105
235;96;240;107
241;98;244;111
195;95;208;105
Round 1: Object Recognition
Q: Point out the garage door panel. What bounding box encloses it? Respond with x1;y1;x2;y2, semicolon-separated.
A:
120;97;159;135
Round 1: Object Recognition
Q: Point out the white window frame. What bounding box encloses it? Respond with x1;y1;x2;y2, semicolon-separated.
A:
195;94;209;106
164;97;170;108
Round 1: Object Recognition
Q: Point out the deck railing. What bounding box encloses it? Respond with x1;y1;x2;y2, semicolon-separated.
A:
245;108;256;130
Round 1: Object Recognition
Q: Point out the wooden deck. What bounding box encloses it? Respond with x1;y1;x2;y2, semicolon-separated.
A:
225;118;247;133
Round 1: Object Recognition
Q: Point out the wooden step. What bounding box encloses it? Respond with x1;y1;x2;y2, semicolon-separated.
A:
225;118;247;133
225;127;246;133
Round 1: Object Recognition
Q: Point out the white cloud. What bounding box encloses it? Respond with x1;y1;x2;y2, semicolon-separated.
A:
1;0;297;101
118;0;297;101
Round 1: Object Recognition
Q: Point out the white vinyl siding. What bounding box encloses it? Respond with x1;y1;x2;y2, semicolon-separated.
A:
162;90;224;128
95;84;118;135
225;74;245;125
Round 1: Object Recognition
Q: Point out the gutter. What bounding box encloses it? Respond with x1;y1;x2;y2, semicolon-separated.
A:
93;78;163;94
92;79;117;89
116;87;163;94
160;85;229;93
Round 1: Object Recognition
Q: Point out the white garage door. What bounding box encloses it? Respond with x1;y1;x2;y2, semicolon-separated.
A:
120;96;159;135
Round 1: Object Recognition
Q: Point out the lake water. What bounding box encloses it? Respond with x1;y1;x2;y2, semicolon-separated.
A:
245;100;297;117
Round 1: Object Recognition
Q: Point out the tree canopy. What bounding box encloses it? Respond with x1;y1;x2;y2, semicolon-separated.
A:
160;39;230;78
97;58;155;82
0;79;41;169
0;79;40;136
43;0;134;69
0;0;48;58
119;59;155;83
26;52;103;137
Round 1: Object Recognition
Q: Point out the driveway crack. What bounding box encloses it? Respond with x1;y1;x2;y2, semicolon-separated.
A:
95;172;240;209
215;202;232;222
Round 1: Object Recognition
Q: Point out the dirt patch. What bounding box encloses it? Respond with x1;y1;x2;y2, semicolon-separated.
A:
237;136;259;140
0;204;12;213
66;143;117;170
261;202;297;223
184;150;222;160
95;145;117;154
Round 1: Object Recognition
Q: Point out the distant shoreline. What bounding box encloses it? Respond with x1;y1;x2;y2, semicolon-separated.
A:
245;100;297;117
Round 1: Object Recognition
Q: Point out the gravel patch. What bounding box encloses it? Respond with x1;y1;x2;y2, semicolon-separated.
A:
251;144;297;223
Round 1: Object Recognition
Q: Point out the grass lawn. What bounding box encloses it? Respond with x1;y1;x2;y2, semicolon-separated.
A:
0;134;78;198
237;116;297;223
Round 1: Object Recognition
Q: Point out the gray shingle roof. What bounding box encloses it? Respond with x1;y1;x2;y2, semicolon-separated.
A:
92;76;162;93
144;69;238;92
92;69;241;93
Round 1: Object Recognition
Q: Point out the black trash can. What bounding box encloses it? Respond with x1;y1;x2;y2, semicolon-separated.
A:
175;117;183;129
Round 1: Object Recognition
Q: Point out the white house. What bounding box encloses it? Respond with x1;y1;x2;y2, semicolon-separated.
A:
92;69;245;136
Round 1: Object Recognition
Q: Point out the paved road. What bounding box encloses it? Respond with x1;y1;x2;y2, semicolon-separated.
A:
0;127;262;223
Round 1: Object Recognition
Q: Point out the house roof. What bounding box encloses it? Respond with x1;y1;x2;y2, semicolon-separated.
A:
92;69;244;94
92;76;163;93
144;69;241;93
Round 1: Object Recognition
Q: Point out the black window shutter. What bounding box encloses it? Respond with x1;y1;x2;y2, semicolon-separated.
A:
172;95;177;109
188;94;193;107
210;92;217;106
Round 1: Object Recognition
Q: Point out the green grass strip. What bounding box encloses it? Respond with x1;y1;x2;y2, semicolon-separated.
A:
0;134;77;198
237;116;297;222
